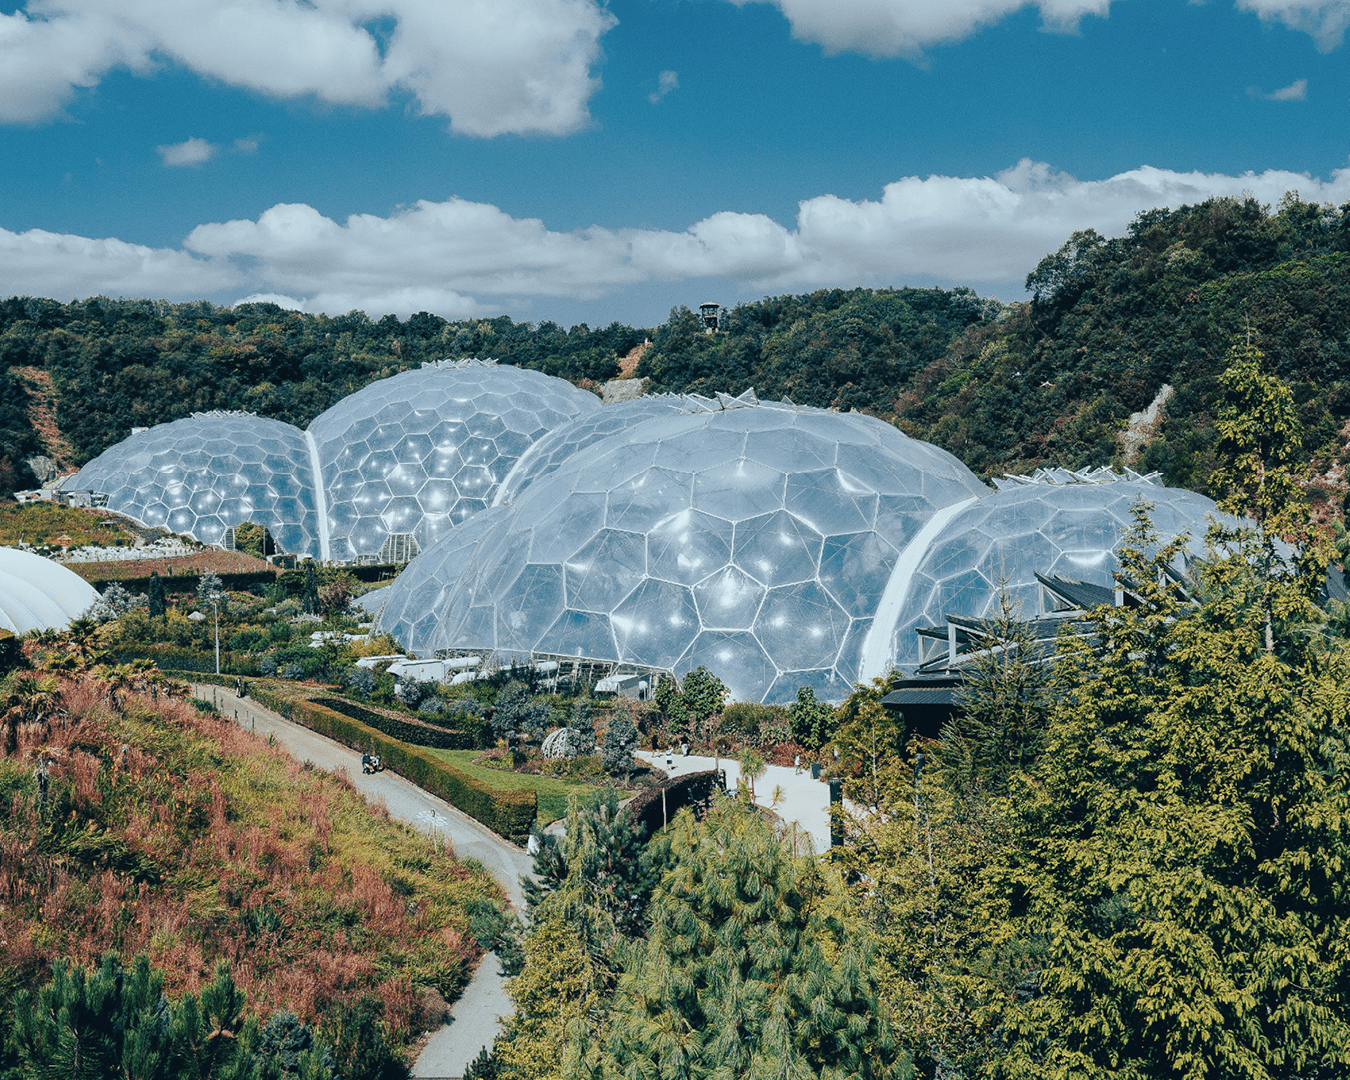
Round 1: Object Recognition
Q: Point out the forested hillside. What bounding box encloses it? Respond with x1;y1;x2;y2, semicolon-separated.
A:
2;191;1349;504
898;193;1350;492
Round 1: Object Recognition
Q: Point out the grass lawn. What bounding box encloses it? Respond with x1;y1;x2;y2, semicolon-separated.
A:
430;750;607;826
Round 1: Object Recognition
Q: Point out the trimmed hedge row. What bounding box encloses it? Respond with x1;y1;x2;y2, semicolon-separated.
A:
312;695;473;750
237;682;534;843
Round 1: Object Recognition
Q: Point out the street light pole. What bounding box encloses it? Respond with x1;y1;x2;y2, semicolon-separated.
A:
214;598;220;675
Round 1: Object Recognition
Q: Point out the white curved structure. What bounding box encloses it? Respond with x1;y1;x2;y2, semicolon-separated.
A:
0;548;101;634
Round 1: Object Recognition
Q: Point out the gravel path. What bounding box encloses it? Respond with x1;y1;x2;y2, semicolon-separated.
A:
193;686;532;1079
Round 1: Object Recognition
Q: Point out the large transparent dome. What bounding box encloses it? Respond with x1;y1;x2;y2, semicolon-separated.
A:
374;399;991;704
307;360;599;563
493;394;692;506
67;413;321;555
878;473;1220;672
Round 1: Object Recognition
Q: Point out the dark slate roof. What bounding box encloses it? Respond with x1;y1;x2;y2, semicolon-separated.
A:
1035;572;1115;611
1325;567;1350;606
881;685;960;708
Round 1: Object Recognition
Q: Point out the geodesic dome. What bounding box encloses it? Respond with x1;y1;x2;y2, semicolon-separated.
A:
879;471;1220;671
493;394;694;506
66;412;321;555
0;548;102;634
374;399;991;704
307;359;599;562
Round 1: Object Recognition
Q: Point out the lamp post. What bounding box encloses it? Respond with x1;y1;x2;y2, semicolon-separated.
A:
197;571;225;677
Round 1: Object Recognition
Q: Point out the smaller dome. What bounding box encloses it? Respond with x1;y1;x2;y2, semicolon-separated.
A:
879;474;1220;672
307;359;600;562
0;549;102;634
66;412;320;556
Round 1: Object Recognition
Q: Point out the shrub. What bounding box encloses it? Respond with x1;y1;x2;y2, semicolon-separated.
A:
720;702;779;738
229;630;265;652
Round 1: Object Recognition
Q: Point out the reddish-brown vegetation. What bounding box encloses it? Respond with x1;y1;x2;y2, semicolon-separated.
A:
0;675;501;1051
66;549;275;583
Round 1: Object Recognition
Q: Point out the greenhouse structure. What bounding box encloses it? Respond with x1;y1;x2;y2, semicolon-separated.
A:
69;359;1223;702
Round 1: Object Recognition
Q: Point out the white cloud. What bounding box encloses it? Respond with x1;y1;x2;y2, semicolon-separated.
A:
157;136;216;167
725;0;1113;57
1236;0;1350;49
728;0;1350;57
649;70;678;104
0;226;239;299
11;160;1350;318
0;0;614;136
1269;77;1309;99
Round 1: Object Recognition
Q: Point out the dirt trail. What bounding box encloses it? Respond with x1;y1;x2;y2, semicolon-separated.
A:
15;367;77;471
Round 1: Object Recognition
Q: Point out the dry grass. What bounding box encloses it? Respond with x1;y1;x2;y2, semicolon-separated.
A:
66;549;275;583
0;676;503;1049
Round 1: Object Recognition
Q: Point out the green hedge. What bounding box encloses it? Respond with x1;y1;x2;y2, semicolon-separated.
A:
312;696;472;750
244;683;535;843
116;650;256;676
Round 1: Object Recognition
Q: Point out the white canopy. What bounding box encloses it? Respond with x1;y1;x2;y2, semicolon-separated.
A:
0;548;101;635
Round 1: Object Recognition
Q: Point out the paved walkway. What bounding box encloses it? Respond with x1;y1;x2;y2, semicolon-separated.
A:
193;686;531;1079
636;749;832;852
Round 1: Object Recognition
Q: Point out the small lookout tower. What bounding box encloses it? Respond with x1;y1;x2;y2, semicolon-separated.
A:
699;302;721;333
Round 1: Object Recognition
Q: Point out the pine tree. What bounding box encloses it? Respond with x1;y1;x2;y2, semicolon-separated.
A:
599;707;639;775
597;799;907;1080
496;791;660;1079
1210;337;1330;653
2;954;318;1080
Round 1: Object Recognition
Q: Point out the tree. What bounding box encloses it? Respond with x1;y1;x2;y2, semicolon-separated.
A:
651;674;687;740
788;684;835;749
945;584;1050;798
492;682;551;744
234;521;273;559
301;561;320;616
564;697;596;755
831;683;907;811
599;705;640;775
985;513;1350;1079
147;571;166;621
1209;337;1328;653
2;671;59;753
497;791;659;1079
596;799;907;1080
680;666;728;730
6;953;335;1080
736;747;765;800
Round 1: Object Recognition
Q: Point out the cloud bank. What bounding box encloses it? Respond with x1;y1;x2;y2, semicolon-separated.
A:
727;0;1113;58
730;0;1350;56
4;160;1350;319
0;0;615;136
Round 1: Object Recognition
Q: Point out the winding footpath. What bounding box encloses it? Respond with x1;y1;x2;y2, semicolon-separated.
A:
193;686;533;1080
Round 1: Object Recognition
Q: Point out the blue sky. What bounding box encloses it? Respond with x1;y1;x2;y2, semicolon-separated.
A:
1;0;1348;327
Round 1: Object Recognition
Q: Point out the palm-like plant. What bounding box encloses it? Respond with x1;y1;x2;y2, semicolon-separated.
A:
3;672;60;753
